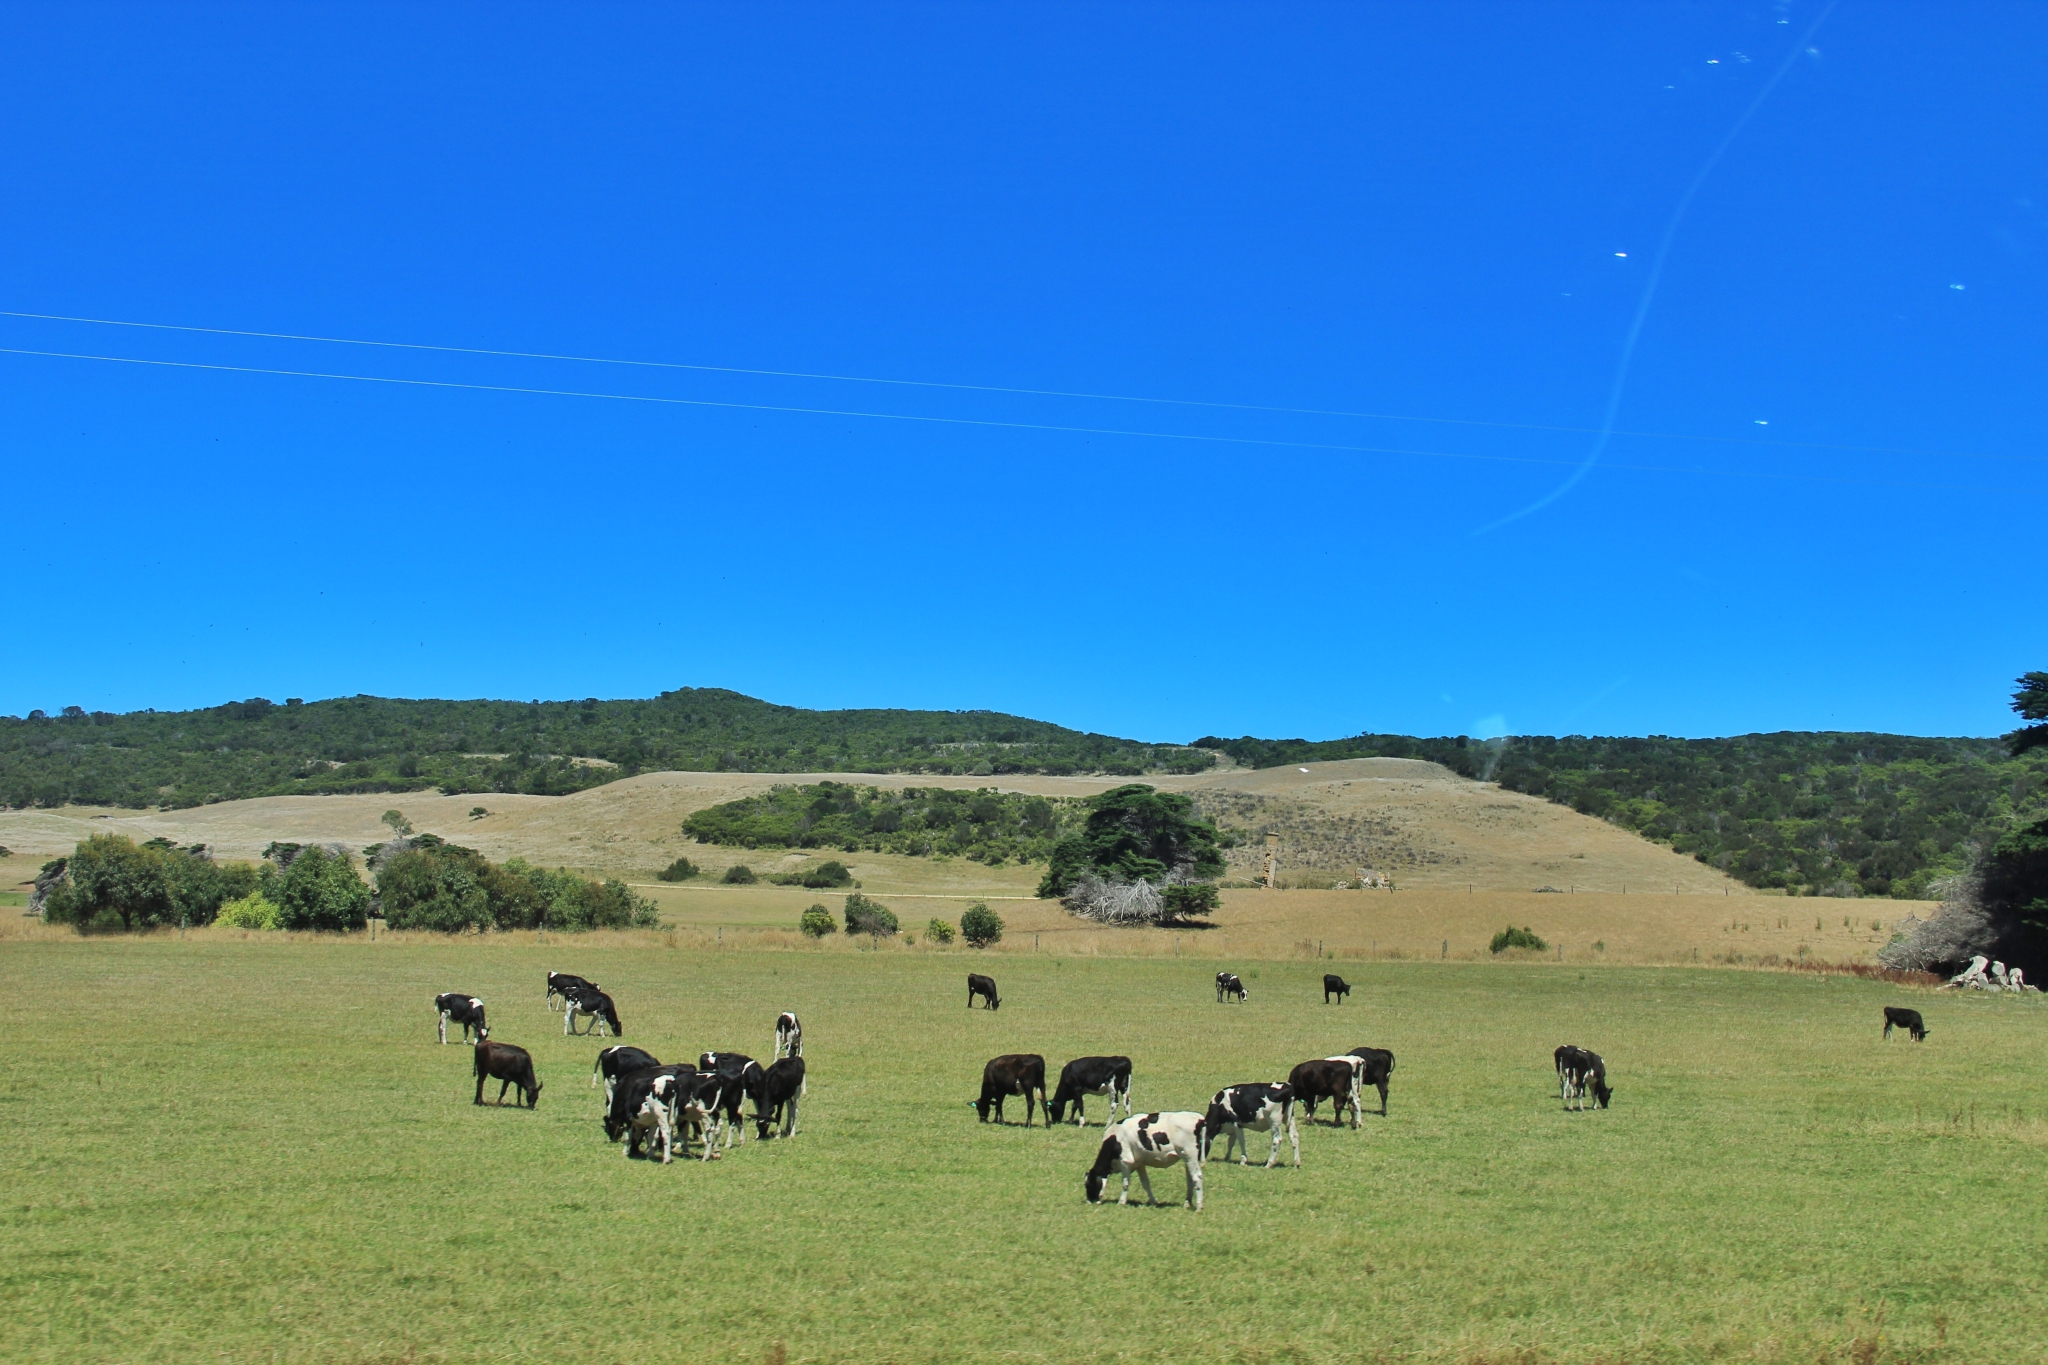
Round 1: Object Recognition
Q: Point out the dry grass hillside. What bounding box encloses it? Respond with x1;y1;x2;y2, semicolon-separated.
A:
4;757;1931;964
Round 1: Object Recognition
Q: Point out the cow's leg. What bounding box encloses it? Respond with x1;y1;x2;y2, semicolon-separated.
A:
1136;1167;1159;1206
439;1012;449;1045
497;1077;511;1105
1118;1171;1132;1206
1187;1156;1203;1212
1378;1080;1389;1117
1286;1104;1301;1168
1265;1120;1282;1169
473;1071;485;1105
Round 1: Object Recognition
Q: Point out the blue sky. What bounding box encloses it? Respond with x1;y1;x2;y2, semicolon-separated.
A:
5;4;2042;742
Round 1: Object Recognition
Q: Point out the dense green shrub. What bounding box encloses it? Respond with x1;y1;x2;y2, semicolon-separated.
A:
843;892;898;937
925;916;955;944
271;846;372;932
42;834;256;932
1489;925;1548;953
799;904;836;938
657;857;700;882
1162;882;1221;921
376;840;655;933
721;864;757;885
959;902;1003;948
684;782;1082;865
216;893;279;929
770;859;852;888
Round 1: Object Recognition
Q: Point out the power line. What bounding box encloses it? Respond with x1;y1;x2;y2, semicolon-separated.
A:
2;307;2038;466
2;345;2037;496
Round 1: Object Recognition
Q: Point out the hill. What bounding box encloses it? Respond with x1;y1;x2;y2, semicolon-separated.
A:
0;689;1213;809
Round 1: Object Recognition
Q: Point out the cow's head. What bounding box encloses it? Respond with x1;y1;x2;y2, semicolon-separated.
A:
1592;1080;1612;1108
475;1026;490;1042
1084;1133;1121;1202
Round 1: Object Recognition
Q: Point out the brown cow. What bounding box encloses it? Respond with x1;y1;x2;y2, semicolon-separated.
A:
1286;1059;1358;1129
976;1053;1048;1126
473;1036;543;1108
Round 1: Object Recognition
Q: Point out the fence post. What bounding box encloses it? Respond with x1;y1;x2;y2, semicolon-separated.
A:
1441;939;1447;959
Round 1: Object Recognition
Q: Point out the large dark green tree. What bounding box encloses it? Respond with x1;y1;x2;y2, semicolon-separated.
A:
2008;671;2048;757
1036;784;1225;898
42;834;254;932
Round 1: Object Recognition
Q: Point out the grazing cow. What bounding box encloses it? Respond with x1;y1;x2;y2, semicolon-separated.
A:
1345;1046;1397;1115
698;1052;768;1141
975;1053;1049;1126
678;1069;753;1160
545;971;599;1012
434;993;486;1045
591;1045;662;1103
1049;1056;1134;1127
1287;1059;1360;1129
967;973;1001;1011
1084;1112;1207;1211
617;1071;685;1163
1216;972;1249;1003
1554;1045;1612;1110
1883;1006;1929;1042
563;987;623;1038
1323;973;1351;1004
604;1064;690;1140
473;1036;542;1108
1203;1083;1298;1168
753;1057;807;1139
774;1011;803;1059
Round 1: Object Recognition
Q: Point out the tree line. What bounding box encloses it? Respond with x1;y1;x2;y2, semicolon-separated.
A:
681;782;1085;866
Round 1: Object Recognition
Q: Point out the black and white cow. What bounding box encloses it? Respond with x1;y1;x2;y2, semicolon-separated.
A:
1287;1058;1360;1129
1049;1056;1133;1127
1554;1045;1612;1110
774;1011;803;1059
1216;972;1249;1003
563;987;622;1038
753;1057;806;1139
677;1069;751;1160
1203;1083;1299;1168
435;993;486;1045
604;1064;689;1140
967;973;1001;1011
591;1045;662;1104
1883;1006;1928;1041
1345;1046;1397;1116
1085;1111;1207;1211
1323;973;1351;1004
976;1053;1048;1126
473;1036;542;1108
617;1070;685;1163
545;971;598;1012
698;1052;768;1141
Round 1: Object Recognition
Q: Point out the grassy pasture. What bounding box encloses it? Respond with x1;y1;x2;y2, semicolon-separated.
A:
2;940;2044;1364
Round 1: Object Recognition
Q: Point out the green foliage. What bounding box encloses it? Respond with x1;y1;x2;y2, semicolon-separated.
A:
468;806;488;819
798;904;836;938
656;857;699;882
684;781;1082;864
1162;881;1220;921
272;845;372;932
1490;925;1548;953
925;916;955;944
216;892;280;930
958;902;1003;948
1982;816;2048;933
721;864;757;885
376;842;656;933
2008;671;2048;757
1036;784;1226;898
769;859;853;888
0;688;1214;810
41;833;257;932
843;892;898;937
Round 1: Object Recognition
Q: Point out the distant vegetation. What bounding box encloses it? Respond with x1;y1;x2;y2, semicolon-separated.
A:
683;782;1083;866
1197;729;2048;898
373;835;656;933
0;689;1214;809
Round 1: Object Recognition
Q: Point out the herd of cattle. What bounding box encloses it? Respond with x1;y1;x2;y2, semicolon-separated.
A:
434;965;1939;1206
435;973;807;1164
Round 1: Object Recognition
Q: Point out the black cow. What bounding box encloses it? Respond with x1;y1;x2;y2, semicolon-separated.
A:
592;1045;661;1104
976;1053;1048;1126
1323;974;1351;1004
1286;1059;1358;1129
1554;1045;1612;1110
1883;1006;1929;1042
968;973;1001;1010
753;1057;807;1139
616;1071;686;1162
563;987;622;1038
1203;1082;1299;1168
699;1052;768;1140
1049;1056;1133;1126
677;1069;750;1159
435;993;486;1045
473;1037;542;1107
1345;1046;1396;1115
1216;972;1249;1003
546;971;599;1012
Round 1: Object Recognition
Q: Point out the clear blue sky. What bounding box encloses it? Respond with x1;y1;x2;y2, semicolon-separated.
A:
5;4;2042;742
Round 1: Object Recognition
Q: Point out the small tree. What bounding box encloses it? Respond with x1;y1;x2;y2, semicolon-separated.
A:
381;809;413;839
1162;882;1220;922
925;916;956;944
721;864;757;885
1489;925;1547;953
959;902;1003;948
799;904;836;938
658;857;700;882
468;807;489;820
217;893;280;930
843;892;899;937
274;845;372;932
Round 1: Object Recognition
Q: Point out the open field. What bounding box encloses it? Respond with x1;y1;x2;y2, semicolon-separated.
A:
0;757;1749;897
3;939;2044;1364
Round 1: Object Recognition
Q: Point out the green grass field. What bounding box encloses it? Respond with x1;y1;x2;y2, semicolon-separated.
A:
2;940;2043;1364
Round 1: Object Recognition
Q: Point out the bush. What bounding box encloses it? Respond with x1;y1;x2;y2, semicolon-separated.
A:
925;916;956;944
1162;882;1220;921
657;857;700;882
216;893;280;930
843;892;899;937
721;864;757;885
770;858;854;889
1489;925;1548;953
799;904;836;938
41;833;256;932
273;845;373;932
959;902;1004;948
